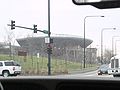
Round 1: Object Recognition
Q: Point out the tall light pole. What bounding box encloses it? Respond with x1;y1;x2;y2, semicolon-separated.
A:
115;40;120;55
112;36;120;56
48;0;51;75
101;28;116;64
83;15;104;68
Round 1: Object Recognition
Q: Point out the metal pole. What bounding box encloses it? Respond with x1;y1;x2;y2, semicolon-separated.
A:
83;15;104;68
101;29;103;64
9;42;12;60
112;36;114;56
48;0;51;75
115;40;120;55
83;17;86;68
101;28;116;64
112;36;120;57
115;40;117;55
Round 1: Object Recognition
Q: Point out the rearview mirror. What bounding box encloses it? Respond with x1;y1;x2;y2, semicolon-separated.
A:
72;0;120;9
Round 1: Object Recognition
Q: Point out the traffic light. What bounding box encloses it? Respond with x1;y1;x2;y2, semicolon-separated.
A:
47;47;52;54
11;20;15;30
50;38;53;43
47;44;52;54
49;47;52;54
33;24;37;33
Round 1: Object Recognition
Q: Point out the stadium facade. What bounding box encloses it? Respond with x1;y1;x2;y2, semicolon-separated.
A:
16;36;97;64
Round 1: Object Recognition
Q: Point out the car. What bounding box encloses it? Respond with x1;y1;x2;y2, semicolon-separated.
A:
0;60;21;77
97;64;109;75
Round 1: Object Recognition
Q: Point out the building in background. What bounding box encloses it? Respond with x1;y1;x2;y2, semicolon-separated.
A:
16;36;97;64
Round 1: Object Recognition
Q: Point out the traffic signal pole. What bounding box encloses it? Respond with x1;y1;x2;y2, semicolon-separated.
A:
7;0;52;75
7;24;49;34
8;22;52;75
48;0;51;75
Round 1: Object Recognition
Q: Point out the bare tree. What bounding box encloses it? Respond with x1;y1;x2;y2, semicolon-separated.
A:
4;27;16;59
103;49;112;64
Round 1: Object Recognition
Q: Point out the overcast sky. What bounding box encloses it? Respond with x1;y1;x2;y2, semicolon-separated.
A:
0;0;120;54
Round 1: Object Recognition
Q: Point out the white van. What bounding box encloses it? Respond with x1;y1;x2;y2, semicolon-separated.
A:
108;55;120;77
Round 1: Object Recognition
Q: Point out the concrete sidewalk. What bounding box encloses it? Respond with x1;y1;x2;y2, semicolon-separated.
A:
68;67;97;74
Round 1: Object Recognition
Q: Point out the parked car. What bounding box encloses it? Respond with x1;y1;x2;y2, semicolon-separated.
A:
97;64;109;75
0;60;21;77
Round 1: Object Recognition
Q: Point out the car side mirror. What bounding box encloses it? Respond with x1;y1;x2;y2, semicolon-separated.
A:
72;0;120;9
16;64;20;66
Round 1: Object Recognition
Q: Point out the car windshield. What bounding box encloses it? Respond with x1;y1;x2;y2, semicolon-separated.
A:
0;0;120;78
99;64;109;69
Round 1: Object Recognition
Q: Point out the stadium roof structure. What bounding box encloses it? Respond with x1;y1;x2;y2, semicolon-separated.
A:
16;36;93;49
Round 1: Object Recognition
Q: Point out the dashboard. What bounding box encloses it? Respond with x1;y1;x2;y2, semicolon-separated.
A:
0;77;120;90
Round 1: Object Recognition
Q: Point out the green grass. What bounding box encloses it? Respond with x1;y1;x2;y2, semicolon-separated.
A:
0;54;97;75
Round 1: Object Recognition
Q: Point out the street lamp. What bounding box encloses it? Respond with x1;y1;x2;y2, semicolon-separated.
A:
101;28;116;64
83;15;104;68
115;40;120;55
112;36;120;56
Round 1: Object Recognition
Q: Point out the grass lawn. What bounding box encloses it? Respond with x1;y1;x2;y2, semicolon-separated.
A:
0;54;97;75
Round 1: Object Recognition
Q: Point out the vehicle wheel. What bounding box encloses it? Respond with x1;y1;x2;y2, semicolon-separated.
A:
113;75;118;77
98;73;102;75
14;74;17;76
2;71;9;77
113;75;120;77
98;72;102;75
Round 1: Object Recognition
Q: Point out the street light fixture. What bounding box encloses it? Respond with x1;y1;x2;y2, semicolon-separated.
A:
83;15;104;68
101;28;116;64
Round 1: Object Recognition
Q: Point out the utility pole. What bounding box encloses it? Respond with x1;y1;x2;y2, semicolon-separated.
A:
48;0;51;75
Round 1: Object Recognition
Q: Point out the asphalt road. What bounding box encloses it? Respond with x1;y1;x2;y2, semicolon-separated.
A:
56;70;113;78
0;70;113;79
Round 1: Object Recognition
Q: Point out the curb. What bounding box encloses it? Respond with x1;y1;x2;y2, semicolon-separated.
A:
68;67;97;74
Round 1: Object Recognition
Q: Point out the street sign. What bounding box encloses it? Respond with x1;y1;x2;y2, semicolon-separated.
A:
18;51;27;56
45;37;50;44
43;30;49;34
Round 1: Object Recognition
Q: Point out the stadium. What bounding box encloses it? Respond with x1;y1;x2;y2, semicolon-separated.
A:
16;35;97;64
16;36;92;53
